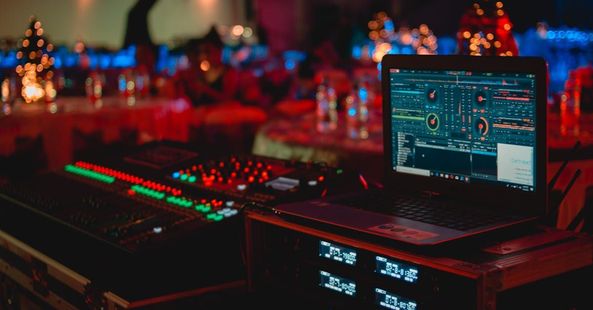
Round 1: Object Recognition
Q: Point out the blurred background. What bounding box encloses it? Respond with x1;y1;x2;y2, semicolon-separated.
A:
1;1;592;213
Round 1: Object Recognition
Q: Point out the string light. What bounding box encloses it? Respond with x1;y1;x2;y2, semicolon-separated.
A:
16;17;55;103
366;11;438;63
457;1;517;56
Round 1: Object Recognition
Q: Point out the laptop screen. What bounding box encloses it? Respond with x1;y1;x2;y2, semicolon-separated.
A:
389;68;537;192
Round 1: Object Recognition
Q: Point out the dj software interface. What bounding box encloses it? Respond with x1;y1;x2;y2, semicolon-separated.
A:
389;69;537;192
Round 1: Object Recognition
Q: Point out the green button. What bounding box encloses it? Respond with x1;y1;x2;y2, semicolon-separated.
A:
206;213;217;220
180;174;188;181
202;206;211;212
214;214;224;221
188;176;196;183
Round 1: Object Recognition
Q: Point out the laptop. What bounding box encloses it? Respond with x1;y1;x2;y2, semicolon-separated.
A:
273;55;548;245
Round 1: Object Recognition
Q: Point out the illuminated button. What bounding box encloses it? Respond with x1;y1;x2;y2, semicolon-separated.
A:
217;210;226;215
172;172;180;179
206;213;217;220
188;176;196;183
225;209;238;217
225;201;235;207
308;180;318;186
221;208;232;213
153;227;163;234
237;184;247;191
180;174;188;181
64;165;115;184
213;214;224;221
196;204;211;213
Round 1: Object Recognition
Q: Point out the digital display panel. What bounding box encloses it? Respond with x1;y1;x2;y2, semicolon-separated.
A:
389;68;537;192
375;288;418;310
319;240;357;265
319;270;356;296
376;256;419;284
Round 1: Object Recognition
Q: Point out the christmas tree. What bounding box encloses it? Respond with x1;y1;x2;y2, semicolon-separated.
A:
15;17;55;103
456;1;518;56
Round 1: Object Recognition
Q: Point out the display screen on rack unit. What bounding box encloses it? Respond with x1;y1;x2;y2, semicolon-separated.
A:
375;256;419;283
319;240;357;265
319;270;356;296
375;288;418;310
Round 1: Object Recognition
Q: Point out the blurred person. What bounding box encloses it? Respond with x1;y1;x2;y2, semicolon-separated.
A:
123;0;158;48
123;0;159;95
171;26;239;105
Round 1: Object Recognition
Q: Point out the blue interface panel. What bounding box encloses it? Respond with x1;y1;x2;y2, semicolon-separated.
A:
375;288;418;310
319;270;356;296
389;69;537;192
319;240;357;265
375;256;419;284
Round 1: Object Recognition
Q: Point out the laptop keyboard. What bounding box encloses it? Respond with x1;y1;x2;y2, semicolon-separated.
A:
334;193;522;231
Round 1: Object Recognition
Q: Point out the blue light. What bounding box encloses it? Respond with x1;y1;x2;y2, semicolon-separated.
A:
0;51;17;68
348;107;357;117
548;31;556;40
112;53;135;68
99;55;111;69
65;55;78;67
172;172;180;179
559;31;566;39
352;46;362;59
401;46;413;55
89;55;98;68
376;63;383;82
282;50;306;62
222;47;232;64
384;19;395;32
118;76;126;92
284;59;296;70
359;87;368;102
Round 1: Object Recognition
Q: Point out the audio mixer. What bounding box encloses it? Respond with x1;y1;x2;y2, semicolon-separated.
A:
0;142;358;308
0;142;350;253
1;161;241;253
166;154;342;205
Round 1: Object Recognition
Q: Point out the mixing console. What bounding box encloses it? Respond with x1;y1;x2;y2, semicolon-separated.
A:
1;160;242;253
0;142;355;255
0;143;360;308
167;155;340;205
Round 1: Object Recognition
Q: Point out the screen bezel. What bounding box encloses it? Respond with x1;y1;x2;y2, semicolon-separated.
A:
381;55;547;215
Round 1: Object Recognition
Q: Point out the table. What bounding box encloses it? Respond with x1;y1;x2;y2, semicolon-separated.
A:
0;97;268;172
252;111;384;178
0;97;193;170
548;110;593;158
253;110;593;229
